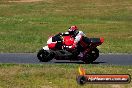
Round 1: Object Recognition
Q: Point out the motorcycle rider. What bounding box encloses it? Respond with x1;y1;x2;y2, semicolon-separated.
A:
54;25;86;59
66;26;86;59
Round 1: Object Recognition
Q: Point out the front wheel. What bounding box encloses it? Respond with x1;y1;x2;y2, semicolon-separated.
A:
83;48;99;64
37;49;54;62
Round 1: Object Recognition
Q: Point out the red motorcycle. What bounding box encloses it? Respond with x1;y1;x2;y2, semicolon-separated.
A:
37;33;104;63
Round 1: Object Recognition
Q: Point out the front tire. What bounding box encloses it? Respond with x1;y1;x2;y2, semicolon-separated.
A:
37;49;54;62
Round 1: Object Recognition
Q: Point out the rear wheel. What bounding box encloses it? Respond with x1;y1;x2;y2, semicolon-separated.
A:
37;49;54;62
90;48;99;61
83;48;99;64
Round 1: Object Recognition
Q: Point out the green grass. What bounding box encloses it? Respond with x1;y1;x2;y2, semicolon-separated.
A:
0;64;131;88
0;0;132;53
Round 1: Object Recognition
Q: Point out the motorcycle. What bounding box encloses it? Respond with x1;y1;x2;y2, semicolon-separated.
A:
37;33;104;63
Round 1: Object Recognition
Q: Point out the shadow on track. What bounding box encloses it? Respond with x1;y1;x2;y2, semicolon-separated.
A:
54;61;106;64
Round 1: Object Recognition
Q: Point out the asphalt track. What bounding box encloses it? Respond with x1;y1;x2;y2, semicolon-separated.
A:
0;53;132;65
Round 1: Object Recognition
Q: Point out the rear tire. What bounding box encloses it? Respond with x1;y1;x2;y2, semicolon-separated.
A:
37;49;54;62
83;48;99;64
90;48;99;61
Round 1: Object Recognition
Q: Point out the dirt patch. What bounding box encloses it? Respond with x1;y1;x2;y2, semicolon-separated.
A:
8;0;53;3
128;36;132;38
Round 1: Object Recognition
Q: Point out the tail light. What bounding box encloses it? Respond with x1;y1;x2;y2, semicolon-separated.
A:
100;37;104;43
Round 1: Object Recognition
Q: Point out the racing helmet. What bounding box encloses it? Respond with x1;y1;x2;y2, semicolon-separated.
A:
68;26;79;36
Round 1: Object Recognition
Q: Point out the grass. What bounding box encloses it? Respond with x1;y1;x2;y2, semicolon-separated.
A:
0;0;132;53
0;64;131;88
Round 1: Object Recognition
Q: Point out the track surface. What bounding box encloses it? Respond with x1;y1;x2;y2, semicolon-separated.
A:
0;53;132;65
